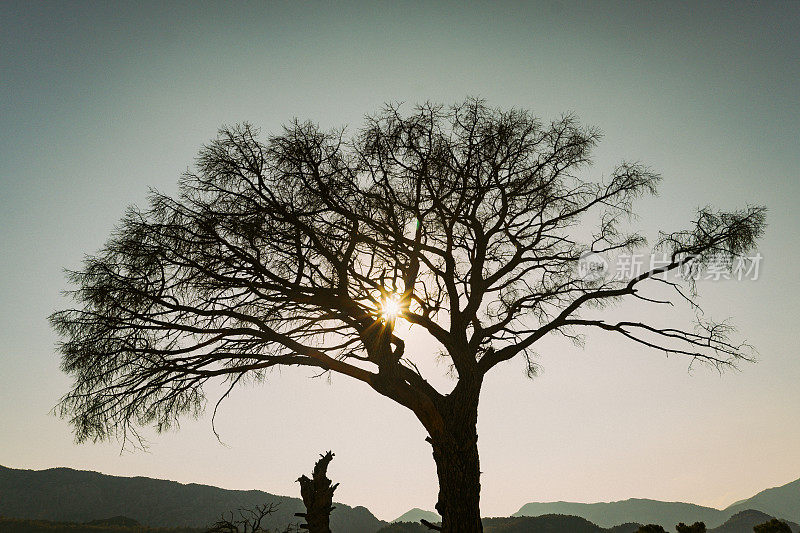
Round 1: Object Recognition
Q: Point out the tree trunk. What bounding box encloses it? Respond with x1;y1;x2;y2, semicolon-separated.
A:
296;451;338;533
426;387;482;533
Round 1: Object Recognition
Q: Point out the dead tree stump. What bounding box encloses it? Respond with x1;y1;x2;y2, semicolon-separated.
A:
295;451;338;533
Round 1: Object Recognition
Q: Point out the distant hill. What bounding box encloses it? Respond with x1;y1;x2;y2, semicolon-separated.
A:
724;478;800;524
379;514;643;532
391;508;440;524
0;465;384;532
514;499;724;529
709;509;799;533
5;463;798;533
514;476;800;530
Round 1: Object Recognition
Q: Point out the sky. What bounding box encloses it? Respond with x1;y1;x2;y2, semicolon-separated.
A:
1;0;799;522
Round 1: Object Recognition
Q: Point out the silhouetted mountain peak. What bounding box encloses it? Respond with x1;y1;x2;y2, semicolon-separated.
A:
391;507;441;524
724;476;800;524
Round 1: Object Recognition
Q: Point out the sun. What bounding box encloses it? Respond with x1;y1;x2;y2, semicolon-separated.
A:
380;293;403;322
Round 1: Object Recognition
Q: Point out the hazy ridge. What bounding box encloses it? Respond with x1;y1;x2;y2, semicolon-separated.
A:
513;476;800;529
2;465;798;532
0;465;383;532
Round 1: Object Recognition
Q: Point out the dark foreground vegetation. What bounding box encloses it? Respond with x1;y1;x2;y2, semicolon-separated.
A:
380;515;640;533
0;515;201;533
379;511;799;533
0;515;301;533
2;509;796;533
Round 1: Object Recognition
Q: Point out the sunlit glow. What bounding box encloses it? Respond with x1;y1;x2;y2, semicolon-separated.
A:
380;293;403;322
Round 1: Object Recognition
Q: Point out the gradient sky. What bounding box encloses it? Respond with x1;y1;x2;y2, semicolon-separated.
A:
1;0;799;522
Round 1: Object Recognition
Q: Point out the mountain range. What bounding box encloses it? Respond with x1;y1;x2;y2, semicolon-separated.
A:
1;464;798;532
0;465;383;532
512;477;800;529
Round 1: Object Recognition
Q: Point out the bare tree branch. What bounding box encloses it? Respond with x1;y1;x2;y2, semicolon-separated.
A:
52;99;765;532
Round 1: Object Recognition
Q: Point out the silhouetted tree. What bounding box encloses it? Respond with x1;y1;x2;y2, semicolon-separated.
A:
51;99;765;533
295;451;337;533
636;525;667;533
676;522;706;533
206;502;286;533
753;518;792;533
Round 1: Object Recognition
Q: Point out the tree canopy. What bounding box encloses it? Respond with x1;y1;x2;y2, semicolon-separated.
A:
753;519;793;533
51;99;765;532
676;522;706;533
